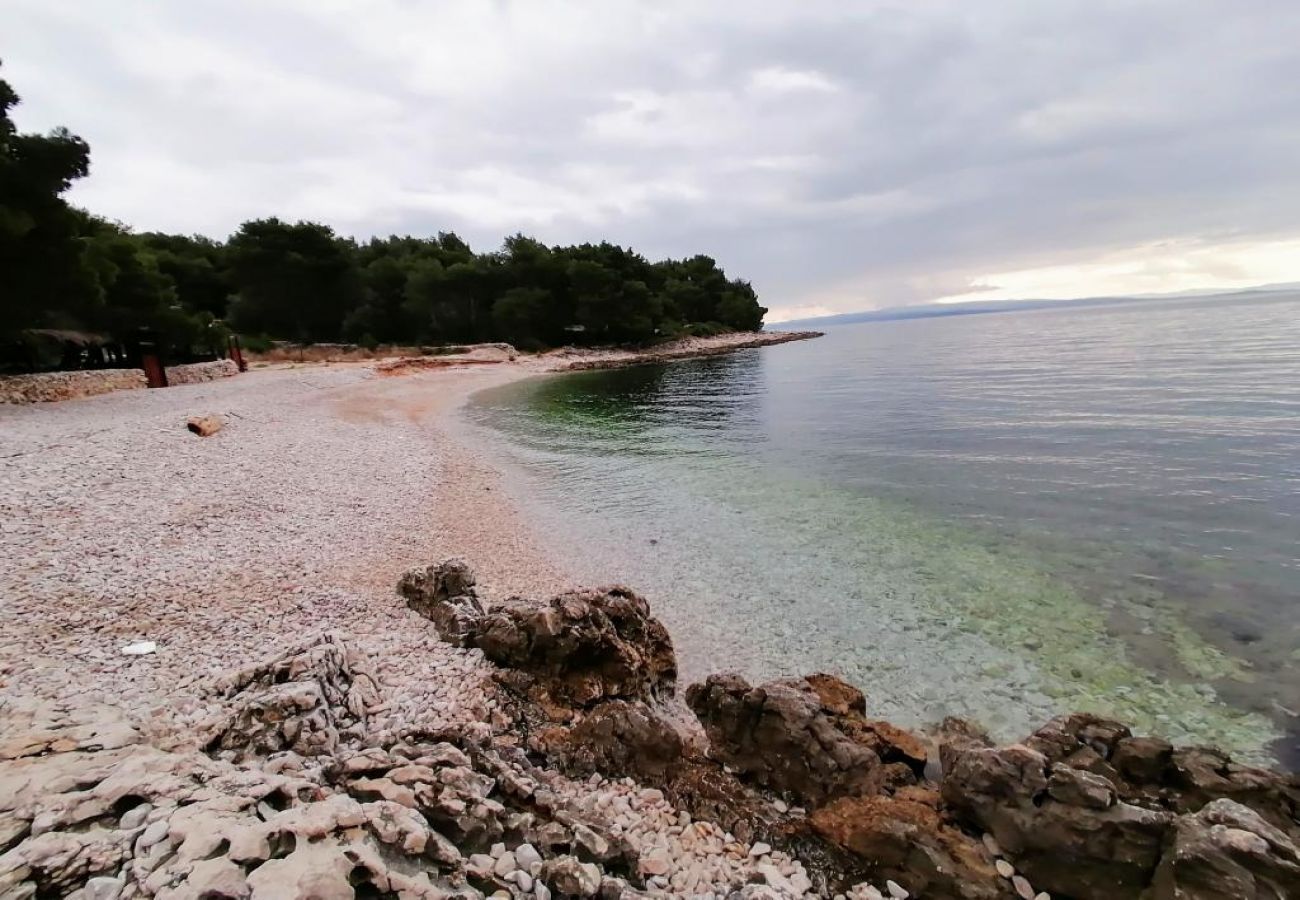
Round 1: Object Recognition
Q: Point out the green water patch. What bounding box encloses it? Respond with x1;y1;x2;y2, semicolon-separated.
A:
719;469;1279;761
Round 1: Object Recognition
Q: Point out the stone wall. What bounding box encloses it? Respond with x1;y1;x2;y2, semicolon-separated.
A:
166;359;239;385
0;359;238;404
0;368;147;404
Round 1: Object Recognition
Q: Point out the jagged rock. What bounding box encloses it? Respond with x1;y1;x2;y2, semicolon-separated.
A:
941;714;1300;900
686;672;924;805
941;740;1171;899
475;586;676;710
398;558;485;646
1022;713;1299;838
1149;799;1300;899
204;633;380;761
934;717;994;776
810;790;1008;899
545;855;601;896
1167;746;1300;837
538;700;686;781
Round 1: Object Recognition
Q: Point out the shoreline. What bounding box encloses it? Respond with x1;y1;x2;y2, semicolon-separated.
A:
1;329;1295;899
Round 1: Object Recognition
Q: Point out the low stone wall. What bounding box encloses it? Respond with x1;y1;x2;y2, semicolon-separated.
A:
0;368;147;404
166;359;239;385
0;360;238;404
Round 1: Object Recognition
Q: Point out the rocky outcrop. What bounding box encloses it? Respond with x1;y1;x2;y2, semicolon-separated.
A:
941;712;1300;900
203;632;381;762
399;561;676;713
686;673;1010;897
399;558;485;647
686;672;926;806
1151;798;1300;898
474;586;676;711
9;558;1296;900
0;635;662;900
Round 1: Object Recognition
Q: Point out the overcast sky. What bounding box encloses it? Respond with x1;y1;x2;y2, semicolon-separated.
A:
8;1;1300;320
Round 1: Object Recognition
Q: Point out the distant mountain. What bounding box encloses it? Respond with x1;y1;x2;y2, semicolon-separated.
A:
770;284;1300;329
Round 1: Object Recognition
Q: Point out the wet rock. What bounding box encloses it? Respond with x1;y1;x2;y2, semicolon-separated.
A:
398;558;485;647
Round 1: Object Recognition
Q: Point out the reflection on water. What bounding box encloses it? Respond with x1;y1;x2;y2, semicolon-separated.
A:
468;292;1300;767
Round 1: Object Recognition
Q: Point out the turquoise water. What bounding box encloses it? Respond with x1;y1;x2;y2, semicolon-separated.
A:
466;292;1300;766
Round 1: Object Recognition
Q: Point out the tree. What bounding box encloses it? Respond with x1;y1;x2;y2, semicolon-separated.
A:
0;61;767;357
0;63;96;339
226;219;364;342
141;233;230;319
492;286;553;348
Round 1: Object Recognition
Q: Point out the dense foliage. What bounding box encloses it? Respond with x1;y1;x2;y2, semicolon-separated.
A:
1;64;765;365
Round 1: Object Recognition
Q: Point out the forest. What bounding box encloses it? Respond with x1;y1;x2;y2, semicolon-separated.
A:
1;64;766;368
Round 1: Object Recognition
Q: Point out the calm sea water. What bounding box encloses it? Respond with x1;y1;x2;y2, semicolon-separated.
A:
467;292;1300;766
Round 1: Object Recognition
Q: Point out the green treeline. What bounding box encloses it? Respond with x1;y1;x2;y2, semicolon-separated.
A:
2;64;766;364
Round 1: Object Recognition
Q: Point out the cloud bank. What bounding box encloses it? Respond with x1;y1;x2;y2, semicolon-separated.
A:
8;0;1300;319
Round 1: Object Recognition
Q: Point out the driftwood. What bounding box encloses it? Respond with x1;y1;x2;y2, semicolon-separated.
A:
185;414;224;437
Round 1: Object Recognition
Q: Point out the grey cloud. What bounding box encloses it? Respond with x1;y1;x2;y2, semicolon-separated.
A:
7;0;1300;315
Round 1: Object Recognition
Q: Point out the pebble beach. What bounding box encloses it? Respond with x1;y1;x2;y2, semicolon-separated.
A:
0;333;847;898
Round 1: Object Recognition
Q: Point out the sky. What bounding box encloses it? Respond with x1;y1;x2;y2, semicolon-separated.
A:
7;1;1300;322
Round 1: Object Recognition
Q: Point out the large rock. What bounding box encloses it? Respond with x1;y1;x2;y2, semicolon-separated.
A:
941;713;1300;900
473;585;676;710
686;673;926;805
204;633;380;761
1149;798;1300;899
398;558;485;647
809;789;1008;899
399;561;676;713
538;700;687;781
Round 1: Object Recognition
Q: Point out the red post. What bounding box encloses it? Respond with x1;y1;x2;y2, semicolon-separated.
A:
142;352;168;388
229;335;247;373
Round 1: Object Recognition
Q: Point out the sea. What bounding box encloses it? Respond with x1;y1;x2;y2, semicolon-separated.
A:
465;291;1300;767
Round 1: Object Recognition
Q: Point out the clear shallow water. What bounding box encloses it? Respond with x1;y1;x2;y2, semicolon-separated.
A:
467;293;1300;766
